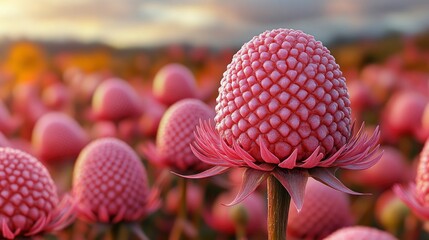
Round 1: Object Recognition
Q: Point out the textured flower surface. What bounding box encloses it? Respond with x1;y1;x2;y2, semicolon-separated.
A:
324;226;398;240
92;78;142;121
287;179;353;239
142;99;214;172
32;112;89;164
181;28;381;209
72;138;150;223
0;147;73;239
153;63;198;105
394;138;429;220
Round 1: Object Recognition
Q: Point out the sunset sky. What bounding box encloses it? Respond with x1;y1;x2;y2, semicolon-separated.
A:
0;0;428;48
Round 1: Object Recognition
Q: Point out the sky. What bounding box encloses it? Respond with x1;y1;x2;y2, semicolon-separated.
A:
0;0;428;48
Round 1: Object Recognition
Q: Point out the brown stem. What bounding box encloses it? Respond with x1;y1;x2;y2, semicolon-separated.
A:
169;178;188;240
267;175;291;240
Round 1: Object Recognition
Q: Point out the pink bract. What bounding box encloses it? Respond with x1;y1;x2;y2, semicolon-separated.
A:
142;98;214;172
92;78;143;121
324;226;398;240
344;146;409;190
152;63;198;105
180;28;381;209
72;138;151;223
287;179;354;239
32;112;89;164
0;147;73;239
394;138;429;221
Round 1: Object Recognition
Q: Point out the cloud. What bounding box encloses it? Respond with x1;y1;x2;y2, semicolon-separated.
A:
0;0;428;48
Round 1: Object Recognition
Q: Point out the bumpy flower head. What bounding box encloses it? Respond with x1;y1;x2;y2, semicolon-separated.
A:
324;226;398;240
153;63;198;105
287;179;353;239
394;138;429;220
72;138;150;223
0;148;73;239
32;112;89;164
183;28;381;209
142;98;214;172
92;78;142;121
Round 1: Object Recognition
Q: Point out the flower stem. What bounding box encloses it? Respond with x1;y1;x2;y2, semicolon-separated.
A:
267;175;291;240
169;178;188;240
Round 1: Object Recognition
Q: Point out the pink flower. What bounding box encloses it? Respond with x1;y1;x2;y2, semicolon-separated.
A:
72;138;154;223
142;98;214;173
382;91;428;143
92;78;142;122
324;226;397;240
0;148;73;239
394;138;429;220
180;29;381;209
32;112;89;164
287;179;354;239
153;63;199;106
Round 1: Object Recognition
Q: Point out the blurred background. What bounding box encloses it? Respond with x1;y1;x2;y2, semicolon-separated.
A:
0;1;429;239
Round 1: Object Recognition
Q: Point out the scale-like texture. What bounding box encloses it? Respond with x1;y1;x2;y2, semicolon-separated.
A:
215;29;351;161
153;63;198;105
72;138;149;223
324;226;397;240
156;99;214;171
0;148;70;239
287;179;353;239
92;78;142;121
32;112;89;164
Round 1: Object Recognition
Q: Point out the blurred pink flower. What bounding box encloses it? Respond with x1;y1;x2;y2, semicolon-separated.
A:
287;179;354;239
324;226;398;240
142;98;214;173
394;138;429;220
72;138;156;223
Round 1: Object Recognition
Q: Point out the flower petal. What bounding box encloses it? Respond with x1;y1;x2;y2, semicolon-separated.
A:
278;149;298;169
272;168;309;211
173;166;230;179
190;144;233;166
225;168;269;206
393;183;429;221
298;146;323;168
258;137;280;164
140;141;166;168
2;220;15;239
309;168;366;195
